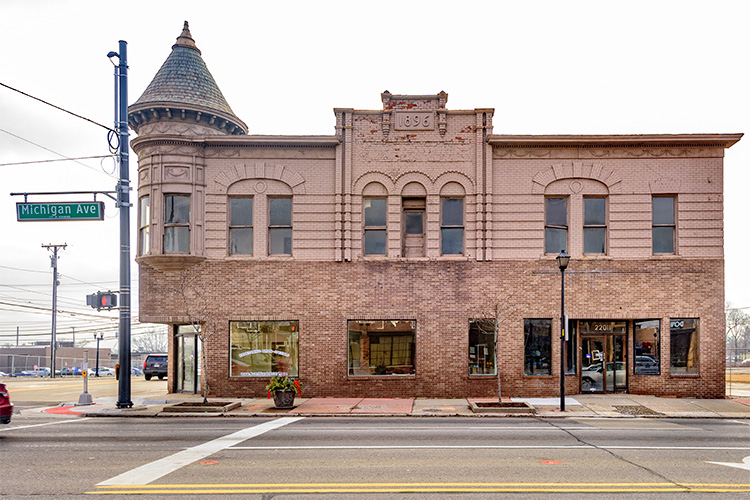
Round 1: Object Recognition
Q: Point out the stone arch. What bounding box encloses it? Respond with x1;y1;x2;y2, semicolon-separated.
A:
394;172;434;195
531;162;621;194
401;181;428;197
435;171;474;195
353;172;395;195
214;162;306;194
362;181;388;197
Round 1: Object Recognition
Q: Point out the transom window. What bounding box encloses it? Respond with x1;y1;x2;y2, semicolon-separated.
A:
164;194;190;253
229;197;253;255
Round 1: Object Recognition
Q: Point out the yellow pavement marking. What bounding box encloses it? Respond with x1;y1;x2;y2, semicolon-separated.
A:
88;482;750;494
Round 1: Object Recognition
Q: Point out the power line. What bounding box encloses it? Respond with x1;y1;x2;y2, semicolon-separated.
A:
0;155;115;167
0;81;114;132
0;127;115;177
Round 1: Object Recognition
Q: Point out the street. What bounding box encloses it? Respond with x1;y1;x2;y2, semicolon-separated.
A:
2;414;750;498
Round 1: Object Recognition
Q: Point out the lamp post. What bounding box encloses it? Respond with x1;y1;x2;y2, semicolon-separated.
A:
94;333;104;377
556;250;570;411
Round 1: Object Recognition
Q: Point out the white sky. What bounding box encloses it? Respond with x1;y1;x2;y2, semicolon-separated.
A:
1;0;748;349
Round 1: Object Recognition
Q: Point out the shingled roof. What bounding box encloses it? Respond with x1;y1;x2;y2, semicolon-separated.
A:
128;22;247;135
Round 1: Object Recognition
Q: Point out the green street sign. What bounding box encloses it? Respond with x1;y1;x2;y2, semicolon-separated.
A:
16;202;105;221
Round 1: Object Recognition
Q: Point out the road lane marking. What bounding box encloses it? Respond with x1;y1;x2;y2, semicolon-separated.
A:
89;482;750;494
97;417;303;486
708;456;750;470
228;445;750;450
0;417;91;432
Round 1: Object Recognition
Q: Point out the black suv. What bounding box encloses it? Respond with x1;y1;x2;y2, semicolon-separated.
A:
143;354;168;381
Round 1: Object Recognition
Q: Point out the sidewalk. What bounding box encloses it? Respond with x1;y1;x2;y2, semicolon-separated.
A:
68;393;750;419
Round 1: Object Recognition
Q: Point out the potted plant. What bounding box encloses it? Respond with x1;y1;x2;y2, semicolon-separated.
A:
266;375;302;409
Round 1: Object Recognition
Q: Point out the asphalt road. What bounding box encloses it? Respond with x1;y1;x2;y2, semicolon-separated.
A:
1;415;750;499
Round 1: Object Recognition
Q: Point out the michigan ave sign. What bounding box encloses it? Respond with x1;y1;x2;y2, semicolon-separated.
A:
16;201;105;221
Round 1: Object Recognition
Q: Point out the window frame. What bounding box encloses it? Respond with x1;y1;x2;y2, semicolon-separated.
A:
545;197;568;255
440;197;464;255
583;196;607;255
669;318;699;375
347;320;416;376
652;196;676;254
229;196;253;256
138;195;150;256
469;319;496;376
163;194;190;254
363;197;387;256
268;196;292;256
634;319;661;376
229;320;299;378
524;318;552;376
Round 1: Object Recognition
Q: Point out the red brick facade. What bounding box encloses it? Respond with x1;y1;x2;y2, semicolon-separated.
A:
130;24;740;399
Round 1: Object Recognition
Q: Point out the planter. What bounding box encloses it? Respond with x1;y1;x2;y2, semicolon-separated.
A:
469;401;536;414
273;390;297;409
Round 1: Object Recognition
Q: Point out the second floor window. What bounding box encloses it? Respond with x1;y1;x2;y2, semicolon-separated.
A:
441;198;464;255
545;197;567;254
139;196;150;255
164;194;190;253
269;197;292;255
583;197;606;254
229;197;253;255
364;198;387;255
653;196;675;254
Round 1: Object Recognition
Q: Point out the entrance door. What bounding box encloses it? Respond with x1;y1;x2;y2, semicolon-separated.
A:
176;325;200;394
579;320;627;393
581;337;605;392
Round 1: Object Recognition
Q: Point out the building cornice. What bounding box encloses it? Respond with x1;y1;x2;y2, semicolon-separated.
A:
131;134;340;152
487;134;743;149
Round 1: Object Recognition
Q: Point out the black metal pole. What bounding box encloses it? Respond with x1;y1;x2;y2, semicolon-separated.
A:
95;336;100;377
560;267;566;412
115;40;132;408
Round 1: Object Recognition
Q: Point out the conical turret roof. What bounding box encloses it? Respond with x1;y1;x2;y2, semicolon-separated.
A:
128;22;247;135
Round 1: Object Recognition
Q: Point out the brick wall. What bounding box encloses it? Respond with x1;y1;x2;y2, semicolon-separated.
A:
140;257;724;399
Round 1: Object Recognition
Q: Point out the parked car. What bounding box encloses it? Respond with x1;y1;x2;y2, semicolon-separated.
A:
0;382;12;424
581;362;626;391
143;354;168;380
0;371;9;377
60;367;79;376
12;370;36;377
131;367;143;376
91;367;115;377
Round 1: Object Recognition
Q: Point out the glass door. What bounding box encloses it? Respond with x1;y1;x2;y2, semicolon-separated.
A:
606;335;627;392
183;336;195;393
581;336;605;392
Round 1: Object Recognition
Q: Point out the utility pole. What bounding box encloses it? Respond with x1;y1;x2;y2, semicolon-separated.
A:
42;243;66;378
16;326;19;347
109;40;132;408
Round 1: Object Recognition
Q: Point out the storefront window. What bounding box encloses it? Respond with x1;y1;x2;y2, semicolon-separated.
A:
565;320;577;375
348;320;415;376
469;319;496;375
524;319;552;376
670;318;699;375
230;321;298;377
634;319;660;375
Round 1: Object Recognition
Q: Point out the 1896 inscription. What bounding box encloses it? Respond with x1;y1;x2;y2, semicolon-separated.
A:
394;112;434;131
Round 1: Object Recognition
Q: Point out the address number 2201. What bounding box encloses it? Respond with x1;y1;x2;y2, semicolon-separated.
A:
395;112;433;130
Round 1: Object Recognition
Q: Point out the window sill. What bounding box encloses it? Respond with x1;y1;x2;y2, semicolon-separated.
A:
136;254;206;271
668;373;700;378
347;374;417;379
649;254;681;259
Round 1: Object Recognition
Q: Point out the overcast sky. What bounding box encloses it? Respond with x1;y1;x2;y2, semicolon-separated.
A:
1;0;748;349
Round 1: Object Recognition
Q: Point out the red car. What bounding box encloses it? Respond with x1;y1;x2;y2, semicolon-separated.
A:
0;382;12;424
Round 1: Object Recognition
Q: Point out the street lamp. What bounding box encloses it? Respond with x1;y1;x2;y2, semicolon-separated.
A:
94;333;104;377
556;250;570;411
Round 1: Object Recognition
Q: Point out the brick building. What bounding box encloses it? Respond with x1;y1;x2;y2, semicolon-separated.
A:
130;23;741;399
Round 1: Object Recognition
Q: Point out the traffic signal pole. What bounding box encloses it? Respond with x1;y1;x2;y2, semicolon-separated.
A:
114;40;132;408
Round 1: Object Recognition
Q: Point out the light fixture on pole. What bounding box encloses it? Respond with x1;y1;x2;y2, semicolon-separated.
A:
94;333;104;377
556;250;570;411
